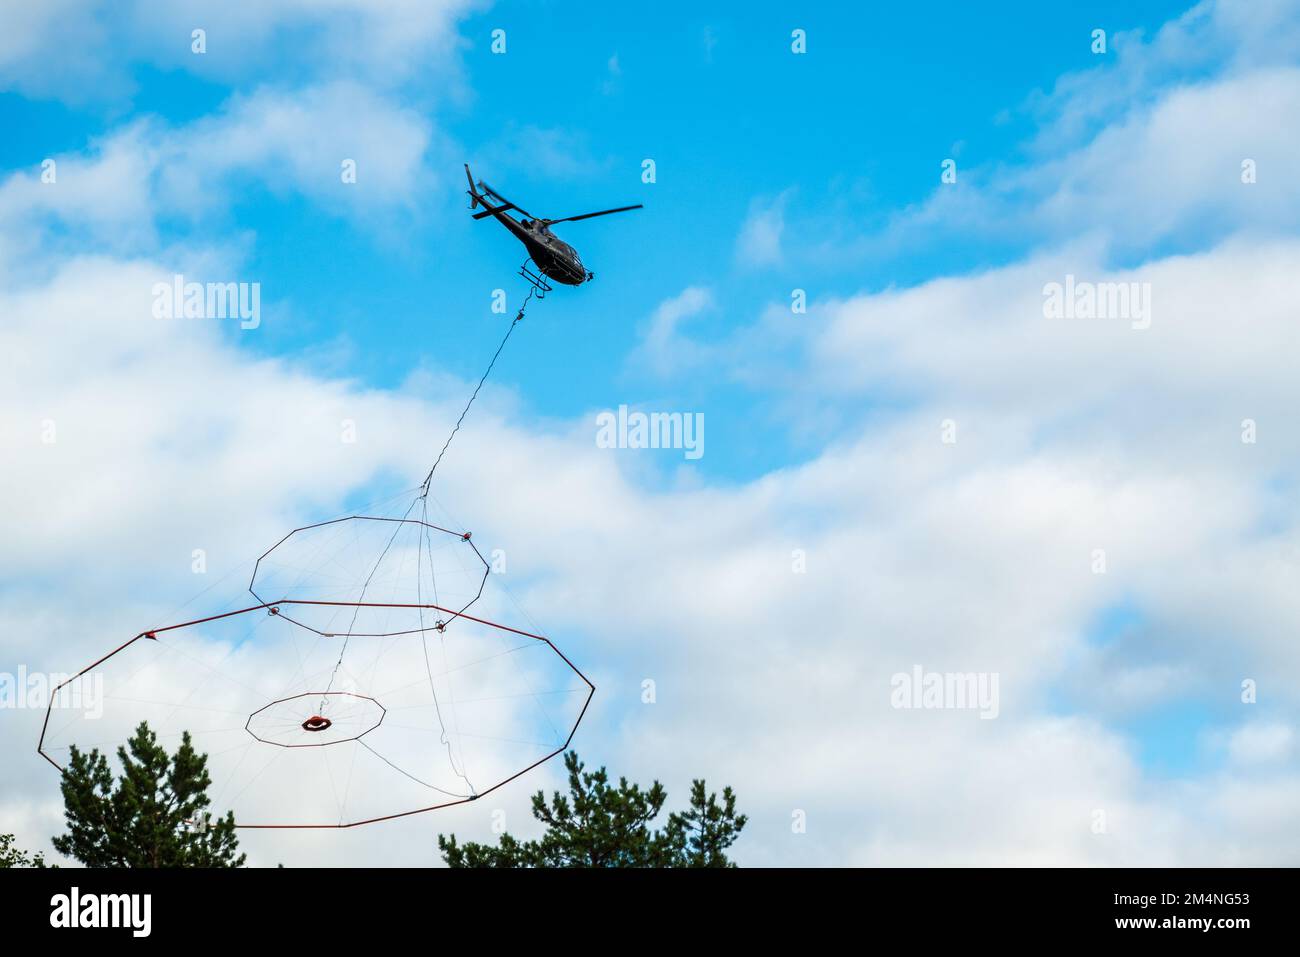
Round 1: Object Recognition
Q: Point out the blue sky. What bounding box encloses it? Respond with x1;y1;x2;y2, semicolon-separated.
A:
4;0;1300;865
1;0;1192;484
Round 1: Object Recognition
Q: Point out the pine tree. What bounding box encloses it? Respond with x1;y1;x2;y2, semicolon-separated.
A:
52;721;245;868
438;750;745;867
663;780;747;867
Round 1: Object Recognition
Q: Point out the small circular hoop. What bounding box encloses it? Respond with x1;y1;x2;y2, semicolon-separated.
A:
301;715;332;732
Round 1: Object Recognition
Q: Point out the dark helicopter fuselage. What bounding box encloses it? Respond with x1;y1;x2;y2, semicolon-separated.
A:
486;209;589;286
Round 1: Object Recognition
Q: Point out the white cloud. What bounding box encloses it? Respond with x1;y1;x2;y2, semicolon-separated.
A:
1027;68;1300;252
883;62;1300;259
602;54;622;96
1025;0;1300;152
1221;722;1295;765
631;286;714;377
0;1;115;97
734;192;789;267
0;0;481;102
0;82;436;263
785;6;1300;268
476;124;605;180
6;227;1300;866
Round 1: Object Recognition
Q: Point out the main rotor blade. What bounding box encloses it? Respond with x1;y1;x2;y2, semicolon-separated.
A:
472;202;515;220
544;204;643;225
477;180;535;220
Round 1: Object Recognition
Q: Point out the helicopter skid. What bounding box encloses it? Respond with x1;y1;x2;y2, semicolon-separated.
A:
519;259;554;298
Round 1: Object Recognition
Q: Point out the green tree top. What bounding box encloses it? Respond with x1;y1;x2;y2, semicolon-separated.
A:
438;750;746;867
53;720;244;868
0;833;48;868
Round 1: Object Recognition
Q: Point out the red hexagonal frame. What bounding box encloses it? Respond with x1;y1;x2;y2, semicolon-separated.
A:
37;597;595;828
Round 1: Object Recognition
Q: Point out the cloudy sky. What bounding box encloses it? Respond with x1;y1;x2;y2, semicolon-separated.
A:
4;0;1300;865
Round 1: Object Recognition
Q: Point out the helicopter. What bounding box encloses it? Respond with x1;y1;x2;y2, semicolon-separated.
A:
464;163;642;295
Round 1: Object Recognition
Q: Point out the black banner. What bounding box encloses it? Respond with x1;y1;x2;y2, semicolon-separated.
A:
0;866;1284;943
